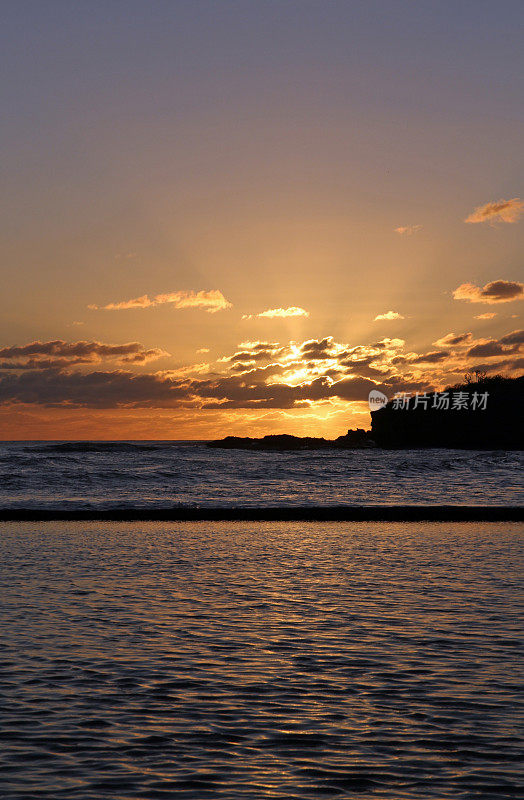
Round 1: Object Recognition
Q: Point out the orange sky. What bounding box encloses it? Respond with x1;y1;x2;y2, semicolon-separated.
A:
1;2;522;439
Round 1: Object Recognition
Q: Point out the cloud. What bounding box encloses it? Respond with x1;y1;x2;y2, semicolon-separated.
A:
372;338;406;349
394;225;422;235
500;329;524;346
0;335;416;410
160;363;211;378
196;348;210;354
1;328;521;413
466;342;504;358
0;340;167;369
242;307;309;320
453;280;524;304
410;351;449;364
223;342;286;366
0;368;412;411
300;337;339;360
90;289;232;313
374;311;404;321
474;312;497;320
433;332;472;347
465;198;524;224
466;329;524;358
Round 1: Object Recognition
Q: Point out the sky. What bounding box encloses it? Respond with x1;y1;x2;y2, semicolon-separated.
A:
0;0;522;439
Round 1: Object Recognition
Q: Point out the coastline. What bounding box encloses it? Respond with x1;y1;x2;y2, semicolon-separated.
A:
1;505;522;521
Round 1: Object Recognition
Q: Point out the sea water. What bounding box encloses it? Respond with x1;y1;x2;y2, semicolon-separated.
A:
0;521;522;798
0;441;522;509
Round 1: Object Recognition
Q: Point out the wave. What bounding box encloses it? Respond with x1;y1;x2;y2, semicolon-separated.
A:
24;442;169;454
0;445;520;508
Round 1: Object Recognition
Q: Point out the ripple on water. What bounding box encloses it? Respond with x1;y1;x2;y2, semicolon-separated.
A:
0;520;522;799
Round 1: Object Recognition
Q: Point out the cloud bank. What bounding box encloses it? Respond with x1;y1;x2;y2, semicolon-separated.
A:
0;340;167;370
0;330;521;412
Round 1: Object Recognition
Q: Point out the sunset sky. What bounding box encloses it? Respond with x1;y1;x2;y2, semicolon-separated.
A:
1;0;522;439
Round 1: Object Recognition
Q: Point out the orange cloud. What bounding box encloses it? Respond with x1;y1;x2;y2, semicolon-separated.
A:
465;198;524;224
433;332;472;347
2;328;522;425
474;312;497;320
453;280;524;304
89;289;232;313
374;311;404;321
394;225;422;235
242;306;309;320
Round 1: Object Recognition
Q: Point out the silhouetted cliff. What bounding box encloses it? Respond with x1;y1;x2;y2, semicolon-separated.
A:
371;375;523;449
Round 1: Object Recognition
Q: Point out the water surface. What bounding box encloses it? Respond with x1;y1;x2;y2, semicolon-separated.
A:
0;521;522;798
0;441;522;508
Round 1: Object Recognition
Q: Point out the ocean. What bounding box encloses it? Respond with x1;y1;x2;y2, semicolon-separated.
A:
0;441;523;509
0;520;522;798
1;444;523;797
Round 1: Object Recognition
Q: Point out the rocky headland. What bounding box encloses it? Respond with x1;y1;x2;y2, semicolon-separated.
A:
207;375;523;450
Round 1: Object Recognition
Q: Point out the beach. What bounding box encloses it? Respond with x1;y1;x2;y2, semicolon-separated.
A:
1;520;522;799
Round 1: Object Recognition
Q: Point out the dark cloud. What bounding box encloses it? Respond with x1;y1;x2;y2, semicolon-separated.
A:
337;356;388;378
0;330;520;414
433;332;472;347
0;369;188;408
410;351;449;364
227;350;275;364
467;342;505;358
225;342;285;365
501;329;524;346
453;280;524;304
300;338;337;360
200;375;395;410
466;330;523;358
0;340;167;368
0;368;419;411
